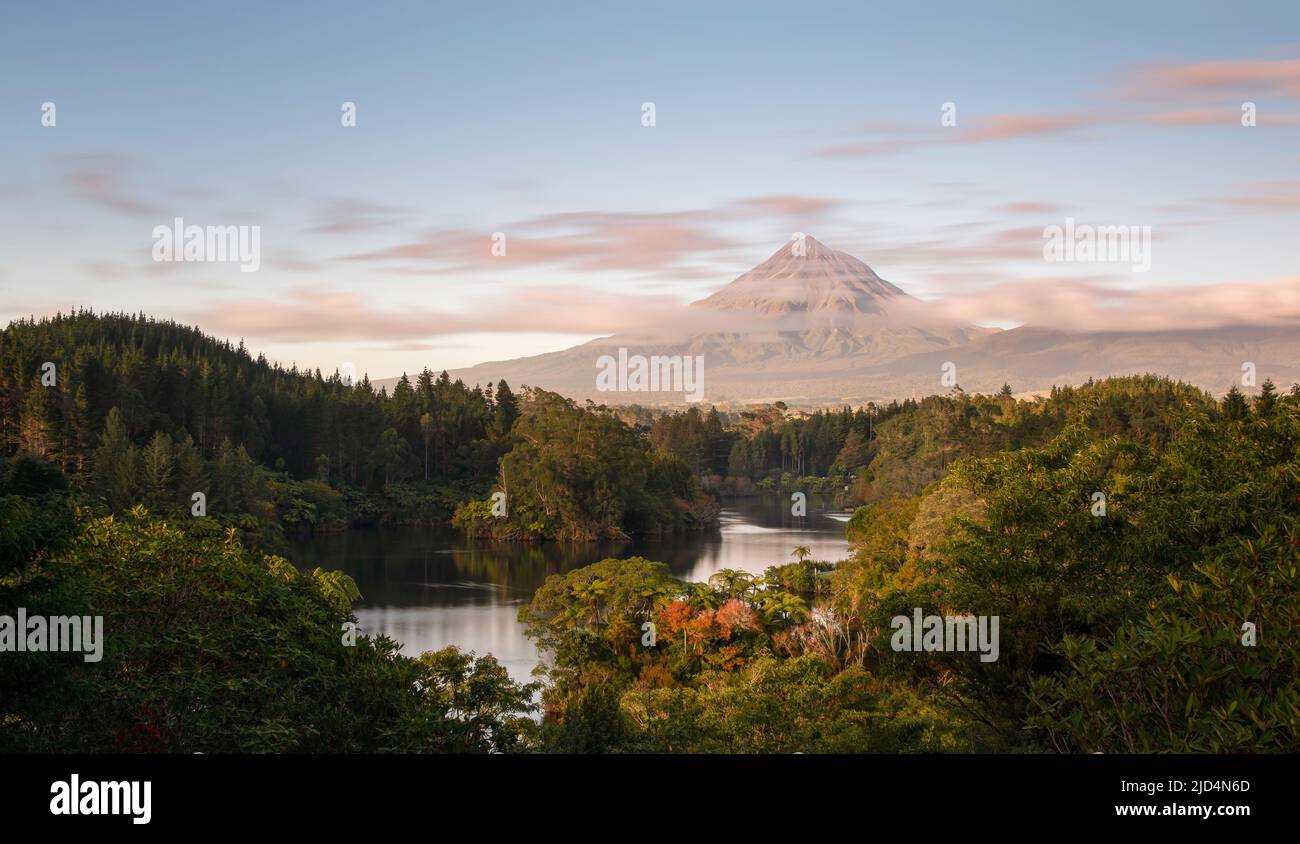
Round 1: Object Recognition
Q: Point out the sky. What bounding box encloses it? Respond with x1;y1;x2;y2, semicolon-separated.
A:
2;0;1299;380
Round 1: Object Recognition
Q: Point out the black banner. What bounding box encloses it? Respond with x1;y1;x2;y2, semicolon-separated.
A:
1;753;1283;831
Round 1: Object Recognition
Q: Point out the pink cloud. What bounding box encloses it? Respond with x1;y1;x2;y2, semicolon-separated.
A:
1137;58;1300;99
348;220;736;275
1001;201;1062;214
61;153;160;218
1214;180;1300;210
956;113;1092;143
809;111;1093;158
809;138;922;158
732;195;844;217
191;266;1300;349
905;275;1300;332
811;55;1300;162
188;284;772;344
1142;108;1299;126
343;196;844;277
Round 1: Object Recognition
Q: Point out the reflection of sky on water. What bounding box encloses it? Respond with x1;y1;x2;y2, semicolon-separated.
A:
358;604;539;682
290;496;850;682
677;509;850;585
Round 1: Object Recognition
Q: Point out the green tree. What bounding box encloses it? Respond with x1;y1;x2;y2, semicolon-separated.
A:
140;431;175;509
93;407;138;511
374;427;411;486
172;432;206;501
419;412;434;481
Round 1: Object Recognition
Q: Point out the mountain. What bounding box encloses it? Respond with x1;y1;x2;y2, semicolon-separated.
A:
432;237;1300;405
682;235;993;366
693;234;907;317
441;236;990;403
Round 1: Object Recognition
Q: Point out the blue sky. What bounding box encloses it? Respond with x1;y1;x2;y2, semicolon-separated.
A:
2;0;1298;377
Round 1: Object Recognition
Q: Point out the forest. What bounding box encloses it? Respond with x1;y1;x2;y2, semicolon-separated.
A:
646;374;1210;503
0;311;714;547
1;312;1296;753
516;378;1296;752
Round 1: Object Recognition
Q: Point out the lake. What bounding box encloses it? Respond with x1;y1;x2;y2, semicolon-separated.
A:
287;494;851;682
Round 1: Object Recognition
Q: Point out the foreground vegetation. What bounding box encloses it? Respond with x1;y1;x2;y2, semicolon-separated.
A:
517;379;1298;752
1;497;536;752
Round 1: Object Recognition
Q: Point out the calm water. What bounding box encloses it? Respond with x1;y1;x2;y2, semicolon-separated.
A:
288;495;851;681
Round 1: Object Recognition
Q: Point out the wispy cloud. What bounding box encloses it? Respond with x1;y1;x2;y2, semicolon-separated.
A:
956;113;1092;143
1131;57;1300;100
1212;179;1300;210
311;197;412;234
911;274;1300;332
1141;107;1298;126
731;194;844;217
191;267;1300;347
61;153;160;218
345;220;736;277
1001;201;1063;215
342;195;844;277
809;111;1097;159
812;53;1300;160
189;284;771;343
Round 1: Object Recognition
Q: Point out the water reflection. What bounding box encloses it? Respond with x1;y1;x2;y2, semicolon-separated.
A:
288;495;850;681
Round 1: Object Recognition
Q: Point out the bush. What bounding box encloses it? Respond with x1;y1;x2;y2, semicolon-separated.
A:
0;509;537;752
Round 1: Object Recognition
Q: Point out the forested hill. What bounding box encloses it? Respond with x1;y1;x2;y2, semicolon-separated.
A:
0;310;507;486
1;311;717;543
